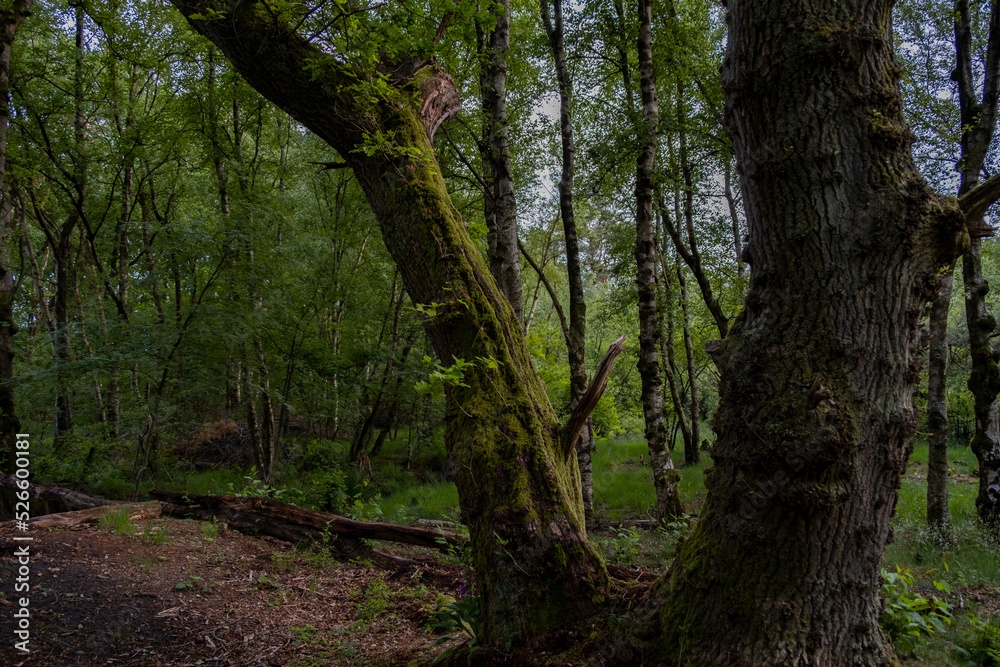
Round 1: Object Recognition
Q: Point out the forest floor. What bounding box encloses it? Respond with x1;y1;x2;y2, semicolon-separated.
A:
0;517;471;666
1;438;998;665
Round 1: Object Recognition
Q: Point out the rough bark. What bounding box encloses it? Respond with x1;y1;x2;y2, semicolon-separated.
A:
634;0;682;521
926;267;953;531
477;0;521;321
540;0;594;522
170;0;609;646
955;0;1000;525
627;1;972;664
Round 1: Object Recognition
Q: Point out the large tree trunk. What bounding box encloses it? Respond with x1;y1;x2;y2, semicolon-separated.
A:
628;1;974;663
171;0;610;646
634;0;682;521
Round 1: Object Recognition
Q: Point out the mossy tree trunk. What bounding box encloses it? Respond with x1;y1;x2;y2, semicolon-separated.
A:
628;1;979;663
170;0;609;646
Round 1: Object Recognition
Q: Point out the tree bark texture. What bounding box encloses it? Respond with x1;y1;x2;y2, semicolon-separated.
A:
634;0;682;521
926;267;953;530
170;0;609;646
955;0;1000;525
629;1;969;664
478;0;522;322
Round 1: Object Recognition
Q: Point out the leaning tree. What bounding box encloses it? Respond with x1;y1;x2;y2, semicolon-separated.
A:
167;0;617;647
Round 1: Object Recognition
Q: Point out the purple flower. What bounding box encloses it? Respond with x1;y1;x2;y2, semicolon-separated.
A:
458;583;469;598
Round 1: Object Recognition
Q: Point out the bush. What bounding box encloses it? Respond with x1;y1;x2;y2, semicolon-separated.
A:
879;566;952;653
957;615;1000;666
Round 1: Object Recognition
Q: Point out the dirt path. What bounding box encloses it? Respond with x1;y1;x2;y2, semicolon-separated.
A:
0;517;464;666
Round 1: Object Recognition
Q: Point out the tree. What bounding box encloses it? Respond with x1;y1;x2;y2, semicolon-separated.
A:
168;0;612;646
539;0;596;520
0;0;33;471
625;0;994;663
477;0;521;321
633;0;681;520
954;0;1000;526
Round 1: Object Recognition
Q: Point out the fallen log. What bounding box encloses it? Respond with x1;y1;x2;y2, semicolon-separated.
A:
157;501;423;570
0;472;122;512
0;501;161;532
149;489;467;553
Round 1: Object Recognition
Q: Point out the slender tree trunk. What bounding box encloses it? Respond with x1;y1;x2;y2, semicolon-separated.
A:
629;1;974;663
927;267;953;530
371;330;417;457
477;0;521;321
351;290;405;461
634;0;682;521
677;263;701;465
724;158;746;282
54;4;88;451
541;0;594;521
954;0;1000;525
654;209;693;456
659;276;692;455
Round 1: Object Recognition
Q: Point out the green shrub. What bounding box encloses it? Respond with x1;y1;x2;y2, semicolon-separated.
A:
879;566;952;653
957;615;1000;666
431;594;481;648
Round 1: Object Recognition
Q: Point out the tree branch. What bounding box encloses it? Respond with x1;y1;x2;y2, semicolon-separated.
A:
562;335;626;458
517;238;569;342
958;171;1000;237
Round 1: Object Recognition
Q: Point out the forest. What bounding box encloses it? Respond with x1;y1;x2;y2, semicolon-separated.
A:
1;0;1000;664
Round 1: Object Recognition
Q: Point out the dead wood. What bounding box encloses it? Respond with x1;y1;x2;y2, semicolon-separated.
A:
157;501;424;570
0;471;123;512
149;489;467;553
0;501;161;532
563;334;627;457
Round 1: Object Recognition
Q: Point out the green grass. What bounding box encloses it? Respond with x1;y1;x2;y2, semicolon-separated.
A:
879;442;1000;665
98;507;138;536
591;436;709;522
380;482;460;524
